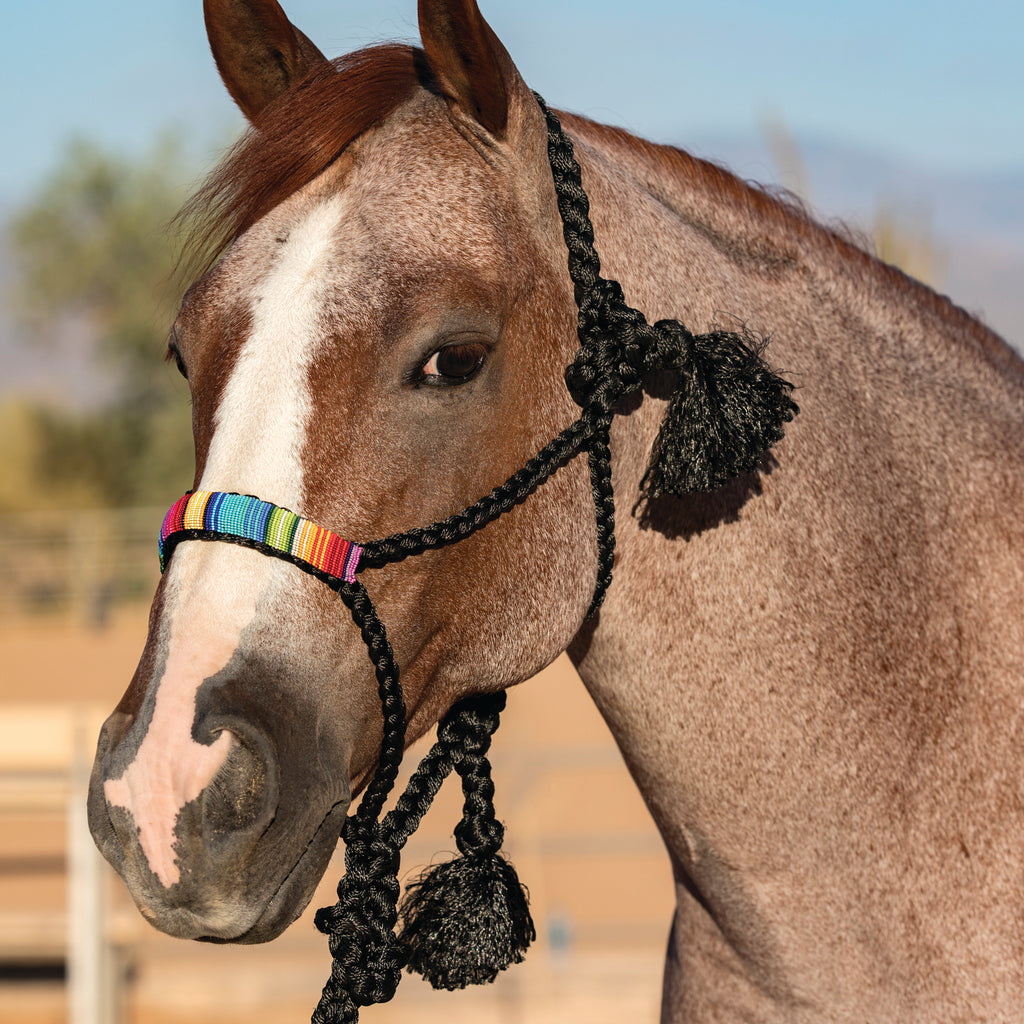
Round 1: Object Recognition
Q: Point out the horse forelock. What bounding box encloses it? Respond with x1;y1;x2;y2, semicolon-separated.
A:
180;44;432;278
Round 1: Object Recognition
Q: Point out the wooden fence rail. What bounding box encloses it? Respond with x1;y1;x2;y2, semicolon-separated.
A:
0;508;162;623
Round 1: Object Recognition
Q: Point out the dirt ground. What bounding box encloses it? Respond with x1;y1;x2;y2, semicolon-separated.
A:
0;606;673;1024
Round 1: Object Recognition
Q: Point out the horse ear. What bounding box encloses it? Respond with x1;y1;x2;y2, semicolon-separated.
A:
418;0;519;137
203;0;327;122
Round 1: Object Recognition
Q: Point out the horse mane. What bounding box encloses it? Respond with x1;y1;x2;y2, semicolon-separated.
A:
565;117;1021;376
180;44;430;276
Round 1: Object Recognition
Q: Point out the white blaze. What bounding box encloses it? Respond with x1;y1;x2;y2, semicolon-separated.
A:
105;194;347;887
201;193;349;502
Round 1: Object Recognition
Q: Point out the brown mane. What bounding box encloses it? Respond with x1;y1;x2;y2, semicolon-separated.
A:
180;44;429;275
565;117;1021;377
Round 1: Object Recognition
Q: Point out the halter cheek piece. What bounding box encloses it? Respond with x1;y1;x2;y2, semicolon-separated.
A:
158;98;797;1024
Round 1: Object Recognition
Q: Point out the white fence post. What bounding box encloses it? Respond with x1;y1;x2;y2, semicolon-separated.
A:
67;712;115;1024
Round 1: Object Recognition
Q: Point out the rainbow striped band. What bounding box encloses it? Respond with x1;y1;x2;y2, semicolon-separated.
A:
159;490;362;583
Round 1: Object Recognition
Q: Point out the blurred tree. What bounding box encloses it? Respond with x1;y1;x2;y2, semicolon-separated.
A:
6;137;196;509
759;111;944;289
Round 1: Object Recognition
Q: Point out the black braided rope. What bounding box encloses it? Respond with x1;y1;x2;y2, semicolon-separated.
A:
536;95;694;413
310;608;515;1023
312;671;512;1021
311;582;408;1024
381;693;503;843
537;95;798;498
448;693;506;858
534;94;632;617
585;416;615;618
336;582;406;826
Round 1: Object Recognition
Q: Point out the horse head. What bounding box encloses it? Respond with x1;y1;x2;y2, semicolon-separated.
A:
87;1;1024;1018
87;0;600;944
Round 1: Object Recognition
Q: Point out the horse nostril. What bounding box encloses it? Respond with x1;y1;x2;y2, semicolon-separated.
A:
99;711;133;758
200;732;274;839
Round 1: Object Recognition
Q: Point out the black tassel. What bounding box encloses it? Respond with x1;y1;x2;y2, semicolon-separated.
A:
399;851;534;989
642;327;798;497
397;692;534;990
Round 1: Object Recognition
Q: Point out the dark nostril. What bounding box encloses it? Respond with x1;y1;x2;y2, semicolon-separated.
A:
201;737;268;836
196;722;279;844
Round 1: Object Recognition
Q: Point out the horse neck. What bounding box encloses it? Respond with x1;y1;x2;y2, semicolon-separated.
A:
561;114;1024;868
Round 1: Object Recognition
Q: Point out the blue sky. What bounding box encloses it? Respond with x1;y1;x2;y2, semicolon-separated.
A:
3;0;1023;207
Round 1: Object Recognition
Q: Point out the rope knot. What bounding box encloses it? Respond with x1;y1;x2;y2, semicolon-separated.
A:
646;319;696;375
313;819;408;1018
538;93;798;497
564;277;648;411
563;278;701;420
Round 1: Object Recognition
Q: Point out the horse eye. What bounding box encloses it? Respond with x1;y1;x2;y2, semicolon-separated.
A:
420;342;488;384
166;340;188;380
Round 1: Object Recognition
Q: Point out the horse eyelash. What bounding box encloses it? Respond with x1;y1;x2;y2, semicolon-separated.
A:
165;341;188;380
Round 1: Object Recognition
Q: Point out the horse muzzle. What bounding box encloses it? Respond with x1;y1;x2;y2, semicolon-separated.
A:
87;702;350;943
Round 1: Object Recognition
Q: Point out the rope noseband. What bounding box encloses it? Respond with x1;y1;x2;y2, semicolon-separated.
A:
158;98;797;1024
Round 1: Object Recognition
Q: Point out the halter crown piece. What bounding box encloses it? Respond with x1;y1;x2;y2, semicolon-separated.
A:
157;97;797;1024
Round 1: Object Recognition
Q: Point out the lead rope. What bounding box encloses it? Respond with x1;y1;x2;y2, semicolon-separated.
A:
159;94;798;1024
310;584;533;1024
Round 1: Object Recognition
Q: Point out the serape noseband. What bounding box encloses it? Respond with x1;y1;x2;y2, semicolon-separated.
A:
160;490;362;584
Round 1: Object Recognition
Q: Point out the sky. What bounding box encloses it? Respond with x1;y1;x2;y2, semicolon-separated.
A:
3;0;1023;209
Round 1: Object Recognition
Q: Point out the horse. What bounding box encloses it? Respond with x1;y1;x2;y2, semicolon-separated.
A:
88;0;1024;1020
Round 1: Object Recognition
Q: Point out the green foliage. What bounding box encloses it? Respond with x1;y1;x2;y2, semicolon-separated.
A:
6;136;198;510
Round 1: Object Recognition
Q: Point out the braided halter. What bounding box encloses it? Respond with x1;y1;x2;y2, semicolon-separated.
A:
158;97;796;1024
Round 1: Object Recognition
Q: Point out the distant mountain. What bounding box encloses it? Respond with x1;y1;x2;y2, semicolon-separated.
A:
1;136;1021;409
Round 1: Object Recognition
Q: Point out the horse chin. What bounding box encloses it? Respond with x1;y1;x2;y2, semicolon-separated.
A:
207;799;350;945
94;793;348;944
